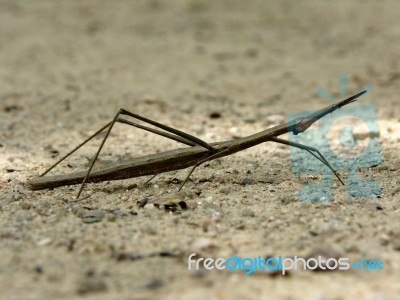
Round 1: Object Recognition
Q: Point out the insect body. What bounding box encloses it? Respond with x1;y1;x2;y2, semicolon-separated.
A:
28;91;367;199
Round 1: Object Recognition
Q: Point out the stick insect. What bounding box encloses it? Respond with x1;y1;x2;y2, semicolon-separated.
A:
28;90;367;199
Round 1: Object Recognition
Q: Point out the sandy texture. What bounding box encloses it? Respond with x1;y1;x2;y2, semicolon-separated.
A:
1;1;400;299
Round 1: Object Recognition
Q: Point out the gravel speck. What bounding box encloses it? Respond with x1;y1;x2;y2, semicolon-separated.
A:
144;278;163;290
77;277;107;294
82;210;105;223
219;186;232;194
137;196;149;208
240;209;255;217
240;178;253;186
392;239;400;251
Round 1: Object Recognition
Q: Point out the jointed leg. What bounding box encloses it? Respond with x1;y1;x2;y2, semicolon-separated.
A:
179;148;231;191
76;111;120;198
39;118;202;177
40;121;112;177
38;108;217;199
119;109;216;152
38;109;216;199
116;118;199;147
74;108;215;199
145;174;158;185
269;136;344;185
41;116;203;179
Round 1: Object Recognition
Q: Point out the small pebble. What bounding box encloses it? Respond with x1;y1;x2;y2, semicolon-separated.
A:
36;237;52;246
389;159;400;171
240;209;255;217
219;186;231;194
245;160;259;169
169;177;181;184
35;201;52;216
363;202;383;211
244;117;256;124
203;202;224;216
16;212;34;224
70;204;87;217
116;252;142;261
8;195;17;203
178;201;188;210
391;186;400;196
380;234;390;246
126;183;138;190
143;226;157;235
202;219;218;233
392;239;400;251
180;211;191;219
107;214;117;222
225;168;239;174
191;238;217;251
240;178;252;186
280;195;294;205
255;175;282;184
377;165;388;171
77;277;107;294
137;196;149;208
144;278;163;290
82;210;105;223
19;201;32;210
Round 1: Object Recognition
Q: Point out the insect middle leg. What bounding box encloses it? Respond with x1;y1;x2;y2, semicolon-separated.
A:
179;148;232;191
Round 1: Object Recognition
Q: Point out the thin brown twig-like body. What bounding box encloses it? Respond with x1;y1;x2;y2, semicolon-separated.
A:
28;91;366;197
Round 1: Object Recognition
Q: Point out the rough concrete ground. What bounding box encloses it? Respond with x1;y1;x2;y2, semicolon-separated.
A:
0;1;399;299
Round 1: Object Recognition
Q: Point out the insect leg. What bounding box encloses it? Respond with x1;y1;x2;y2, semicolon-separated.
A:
269;136;344;185
179;148;231;191
119;109;216;152
77;109;216;199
